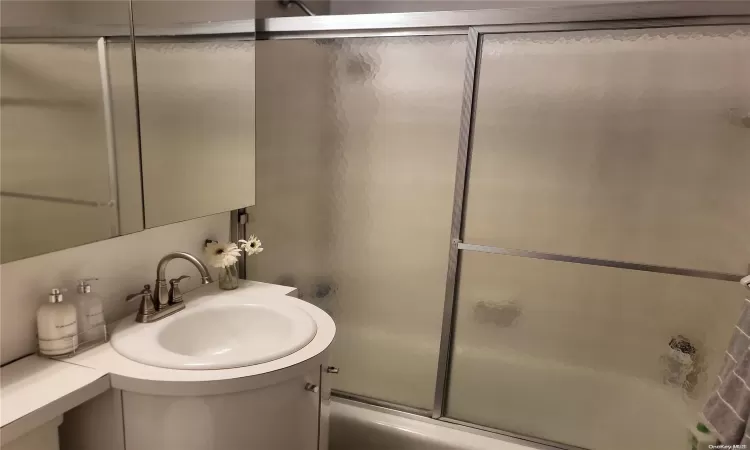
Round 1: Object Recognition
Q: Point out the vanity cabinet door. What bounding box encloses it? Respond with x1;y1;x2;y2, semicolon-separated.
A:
300;368;323;450
319;363;333;450
121;370;321;450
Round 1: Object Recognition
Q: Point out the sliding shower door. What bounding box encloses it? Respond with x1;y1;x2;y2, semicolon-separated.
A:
462;27;750;274
447;26;750;450
253;36;465;409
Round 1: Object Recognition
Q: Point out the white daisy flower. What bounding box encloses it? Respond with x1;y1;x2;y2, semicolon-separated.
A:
204;241;242;268
239;236;264;255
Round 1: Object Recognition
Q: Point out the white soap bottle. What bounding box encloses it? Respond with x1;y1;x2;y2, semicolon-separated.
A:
72;278;106;343
37;289;78;356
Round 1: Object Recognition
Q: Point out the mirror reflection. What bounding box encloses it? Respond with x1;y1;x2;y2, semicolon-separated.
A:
0;40;143;262
135;40;256;229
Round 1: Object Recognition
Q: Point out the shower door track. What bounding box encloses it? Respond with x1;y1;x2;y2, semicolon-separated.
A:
334;396;587;450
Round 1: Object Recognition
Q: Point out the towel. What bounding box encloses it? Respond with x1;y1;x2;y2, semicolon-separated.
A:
703;275;750;444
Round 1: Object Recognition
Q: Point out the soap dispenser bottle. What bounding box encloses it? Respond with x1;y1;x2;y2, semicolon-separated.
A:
73;278;106;343
37;289;78;356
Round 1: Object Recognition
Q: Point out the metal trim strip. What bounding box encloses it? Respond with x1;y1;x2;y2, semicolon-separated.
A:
98;37;121;236
128;0;147;231
258;2;750;34
0;37;102;43
0;192;110;208
432;27;481;419
458;243;746;283
135;21;255;38
230;208;249;279
257;28;466;40
0;25;129;39
440;417;586;450
472;15;750;35
332;390;431;417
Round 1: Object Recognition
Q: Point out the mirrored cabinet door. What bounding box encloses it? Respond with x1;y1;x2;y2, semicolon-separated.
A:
135;40;256;228
0;40;142;263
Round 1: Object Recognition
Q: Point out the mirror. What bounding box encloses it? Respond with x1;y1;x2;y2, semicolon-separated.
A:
1;4;257;263
134;39;256;229
0;39;143;263
130;2;256;229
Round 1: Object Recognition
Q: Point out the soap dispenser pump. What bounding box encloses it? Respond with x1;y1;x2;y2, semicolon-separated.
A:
37;288;78;356
73;278;106;343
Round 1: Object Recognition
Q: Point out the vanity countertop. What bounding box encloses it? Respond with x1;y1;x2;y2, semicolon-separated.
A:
0;355;109;445
0;280;335;442
65;280;335;396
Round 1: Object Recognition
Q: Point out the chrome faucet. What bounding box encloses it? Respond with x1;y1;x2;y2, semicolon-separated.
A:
126;252;213;323
155;252;213;308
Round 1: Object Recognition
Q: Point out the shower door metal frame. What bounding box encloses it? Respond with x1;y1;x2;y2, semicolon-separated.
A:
255;8;750;432
253;8;750;447
434;14;750;429
3;1;749;39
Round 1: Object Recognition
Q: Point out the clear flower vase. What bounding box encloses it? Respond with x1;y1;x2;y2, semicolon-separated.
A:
219;264;239;290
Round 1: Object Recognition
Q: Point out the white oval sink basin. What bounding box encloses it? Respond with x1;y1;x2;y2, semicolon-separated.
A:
111;290;317;370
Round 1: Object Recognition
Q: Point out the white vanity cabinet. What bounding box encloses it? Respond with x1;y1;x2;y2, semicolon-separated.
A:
54;282;336;450
120;367;325;450
2;417;62;450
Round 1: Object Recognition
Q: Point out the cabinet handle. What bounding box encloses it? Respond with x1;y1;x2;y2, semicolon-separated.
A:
326;366;340;374
305;383;319;393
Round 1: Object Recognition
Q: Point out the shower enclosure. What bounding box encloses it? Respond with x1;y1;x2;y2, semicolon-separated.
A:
249;4;750;450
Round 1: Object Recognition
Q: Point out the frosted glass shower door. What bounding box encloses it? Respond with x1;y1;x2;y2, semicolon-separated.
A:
447;26;750;450
462;27;750;274
448;253;745;449
253;36;466;409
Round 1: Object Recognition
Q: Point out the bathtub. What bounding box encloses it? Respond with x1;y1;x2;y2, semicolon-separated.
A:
327;327;703;450
329;398;559;450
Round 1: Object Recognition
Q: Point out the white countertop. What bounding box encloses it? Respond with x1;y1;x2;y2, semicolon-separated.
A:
67;280;336;396
0;280;335;441
0;356;109;445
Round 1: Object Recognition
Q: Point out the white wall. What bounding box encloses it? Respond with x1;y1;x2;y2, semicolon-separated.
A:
0;213;230;365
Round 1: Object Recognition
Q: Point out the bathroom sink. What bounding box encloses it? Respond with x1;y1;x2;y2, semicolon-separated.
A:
111;289;317;370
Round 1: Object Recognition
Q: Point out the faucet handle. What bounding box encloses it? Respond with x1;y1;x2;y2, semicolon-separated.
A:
169;275;190;305
170;275;190;284
126;285;152;302
126;285;157;322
